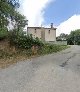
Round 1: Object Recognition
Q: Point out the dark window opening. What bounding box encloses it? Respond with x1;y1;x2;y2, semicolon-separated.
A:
48;30;50;34
35;29;37;33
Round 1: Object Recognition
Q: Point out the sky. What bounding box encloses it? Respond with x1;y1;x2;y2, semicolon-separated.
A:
20;0;80;36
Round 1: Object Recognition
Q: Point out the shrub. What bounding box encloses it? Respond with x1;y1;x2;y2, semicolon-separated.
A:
38;44;68;55
8;31;44;49
0;27;8;40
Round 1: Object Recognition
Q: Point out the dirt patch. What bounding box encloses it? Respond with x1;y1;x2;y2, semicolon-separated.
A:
0;40;28;68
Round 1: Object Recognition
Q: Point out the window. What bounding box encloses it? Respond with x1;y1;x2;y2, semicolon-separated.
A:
48;30;50;34
35;29;37;33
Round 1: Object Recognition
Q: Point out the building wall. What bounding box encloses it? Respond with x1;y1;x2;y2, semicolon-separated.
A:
27;27;56;42
27;28;41;39
45;29;56;41
41;28;45;41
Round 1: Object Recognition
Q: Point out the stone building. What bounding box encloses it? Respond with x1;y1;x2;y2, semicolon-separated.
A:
27;23;56;42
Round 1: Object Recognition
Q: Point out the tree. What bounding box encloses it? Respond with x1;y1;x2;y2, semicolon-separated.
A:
56;33;68;41
14;12;28;30
67;29;80;45
0;0;28;39
0;0;28;29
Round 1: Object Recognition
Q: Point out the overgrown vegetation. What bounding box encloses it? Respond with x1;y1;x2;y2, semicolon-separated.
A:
38;44;68;55
0;37;69;68
8;31;44;49
0;0;69;68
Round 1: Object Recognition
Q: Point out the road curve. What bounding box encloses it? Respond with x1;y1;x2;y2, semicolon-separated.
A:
0;45;80;92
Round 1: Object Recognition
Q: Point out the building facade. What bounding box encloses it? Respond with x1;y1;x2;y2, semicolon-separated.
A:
27;23;56;42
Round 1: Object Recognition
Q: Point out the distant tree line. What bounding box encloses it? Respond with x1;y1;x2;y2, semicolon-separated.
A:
57;29;80;45
56;33;68;41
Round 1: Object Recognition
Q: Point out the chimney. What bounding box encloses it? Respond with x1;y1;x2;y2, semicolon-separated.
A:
51;23;53;28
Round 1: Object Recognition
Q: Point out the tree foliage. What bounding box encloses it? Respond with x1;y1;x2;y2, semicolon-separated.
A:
9;32;44;49
0;0;19;26
56;33;68;41
0;0;28;39
67;29;80;45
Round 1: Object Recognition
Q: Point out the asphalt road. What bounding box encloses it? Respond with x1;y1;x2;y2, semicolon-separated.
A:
0;45;80;92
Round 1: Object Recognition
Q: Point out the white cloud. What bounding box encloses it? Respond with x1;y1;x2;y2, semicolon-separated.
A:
57;14;80;36
20;0;54;26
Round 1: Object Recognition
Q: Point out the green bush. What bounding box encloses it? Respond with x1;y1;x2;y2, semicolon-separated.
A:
38;44;68;55
8;31;44;49
7;29;68;56
0;27;8;40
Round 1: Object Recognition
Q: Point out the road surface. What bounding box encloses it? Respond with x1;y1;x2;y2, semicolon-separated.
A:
0;45;80;92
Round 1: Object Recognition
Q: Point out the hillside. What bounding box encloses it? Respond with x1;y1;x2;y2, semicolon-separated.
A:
0;40;29;68
0;39;69;69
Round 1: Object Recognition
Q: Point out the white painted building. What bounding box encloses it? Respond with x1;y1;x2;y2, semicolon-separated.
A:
27;23;56;42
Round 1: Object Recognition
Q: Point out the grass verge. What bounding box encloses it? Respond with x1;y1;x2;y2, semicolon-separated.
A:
0;42;70;69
